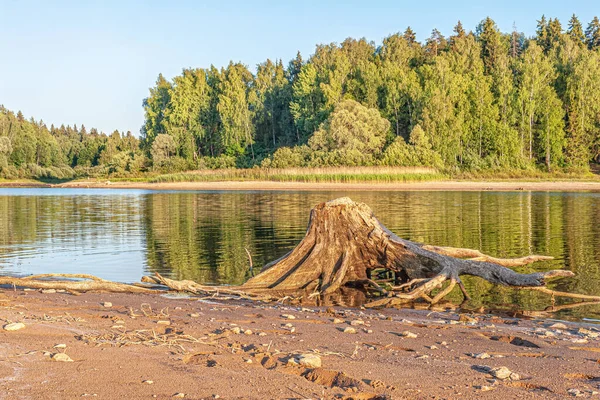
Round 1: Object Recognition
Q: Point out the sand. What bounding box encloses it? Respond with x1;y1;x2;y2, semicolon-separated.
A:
3;180;598;192
1;289;599;399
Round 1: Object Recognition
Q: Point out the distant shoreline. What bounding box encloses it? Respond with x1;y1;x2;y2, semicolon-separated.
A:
2;179;600;192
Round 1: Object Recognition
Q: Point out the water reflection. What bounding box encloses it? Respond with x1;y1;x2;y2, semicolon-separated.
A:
0;189;599;320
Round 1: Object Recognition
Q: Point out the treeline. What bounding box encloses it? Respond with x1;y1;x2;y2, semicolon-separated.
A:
2;15;600;181
142;15;600;172
0;106;145;179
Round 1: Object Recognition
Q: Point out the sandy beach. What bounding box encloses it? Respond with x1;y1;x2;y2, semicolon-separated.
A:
3;180;600;192
1;289;599;399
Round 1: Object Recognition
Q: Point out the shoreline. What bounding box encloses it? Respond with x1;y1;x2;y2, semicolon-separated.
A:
1;289;599;399
2;179;600;192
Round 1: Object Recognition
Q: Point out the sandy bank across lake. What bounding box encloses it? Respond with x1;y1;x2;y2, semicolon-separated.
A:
17;180;600;192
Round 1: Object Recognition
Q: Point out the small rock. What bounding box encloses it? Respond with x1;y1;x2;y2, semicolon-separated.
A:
571;338;588;344
173;394;185;398
3;322;25;331
53;344;67;349
142;380;154;384
189;313;200;318
459;315;478;324
284;323;293;328
294;354;322;368
231;327;241;334
350;320;364;326
400;331;418;338
244;329;253;335
489;367;517;380
52;353;74;362
428;345;438;350
258;332;267;336
157;320;170;325
548;322;568;330
343;327;357;334
440;341;448;346
475;385;495;391
332;318;344;324
567;388;583;397
578;328;599;338
244;359;252;364
281;314;296;320
472;352;491;359
415;355;429;359
366;329;373;334
102;302;112;308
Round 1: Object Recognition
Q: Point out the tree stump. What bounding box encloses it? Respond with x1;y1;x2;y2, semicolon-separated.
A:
242;197;574;306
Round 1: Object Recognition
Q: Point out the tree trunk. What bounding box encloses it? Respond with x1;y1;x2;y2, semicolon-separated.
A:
242;198;571;305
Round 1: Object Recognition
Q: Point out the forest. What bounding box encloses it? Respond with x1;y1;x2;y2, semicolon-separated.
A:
1;15;600;180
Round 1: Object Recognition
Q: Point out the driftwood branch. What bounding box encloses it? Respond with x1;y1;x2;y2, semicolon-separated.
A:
0;274;154;293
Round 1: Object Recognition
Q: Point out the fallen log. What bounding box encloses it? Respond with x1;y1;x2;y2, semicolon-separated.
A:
0;274;154;293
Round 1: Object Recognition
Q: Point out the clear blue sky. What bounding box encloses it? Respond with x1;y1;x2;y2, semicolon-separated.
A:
0;0;597;135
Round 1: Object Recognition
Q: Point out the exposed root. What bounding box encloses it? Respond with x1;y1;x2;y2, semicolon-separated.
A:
422;245;553;267
524;287;600;302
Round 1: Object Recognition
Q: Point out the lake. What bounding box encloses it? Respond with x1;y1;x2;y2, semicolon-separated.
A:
1;188;599;320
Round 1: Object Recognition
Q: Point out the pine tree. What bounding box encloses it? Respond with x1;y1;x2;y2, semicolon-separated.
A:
403;27;416;45
567;14;586;47
585;16;600;50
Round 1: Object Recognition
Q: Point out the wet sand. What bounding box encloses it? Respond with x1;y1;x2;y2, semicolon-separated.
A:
1;289;599;399
6;180;599;192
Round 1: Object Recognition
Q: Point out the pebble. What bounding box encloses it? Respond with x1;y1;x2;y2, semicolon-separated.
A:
231;327;241;334
173;394;185;398
53;344;67;349
343;327;357;334
400;331;418;338
3;322;25;331
142;380;154;384
294;354;322;368
102;302;112;308
567;389;583;397
475;385;495;391
472;353;491;359
157;320;170;326
258;332;267;336
52;353;74;362
189;313;200;318
571;338;588;344
244;329;253;335
428;345;438;350
281;314;296;320
41;289;56;294
548;322;568;330
489;367;519;381
332;318;344;324
350;320;364;326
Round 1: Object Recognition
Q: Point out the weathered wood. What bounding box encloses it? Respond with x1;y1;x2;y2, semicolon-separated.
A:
0;274;154;293
242;197;576;305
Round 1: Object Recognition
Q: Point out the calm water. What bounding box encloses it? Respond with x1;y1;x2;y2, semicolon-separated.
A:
1;188;599;320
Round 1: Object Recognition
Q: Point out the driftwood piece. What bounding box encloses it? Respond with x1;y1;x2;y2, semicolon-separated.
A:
0;274;154;293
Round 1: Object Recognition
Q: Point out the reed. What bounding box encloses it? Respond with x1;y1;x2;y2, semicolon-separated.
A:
149;166;446;184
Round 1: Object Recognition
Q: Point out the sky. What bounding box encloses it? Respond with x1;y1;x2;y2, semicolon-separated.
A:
0;0;598;135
